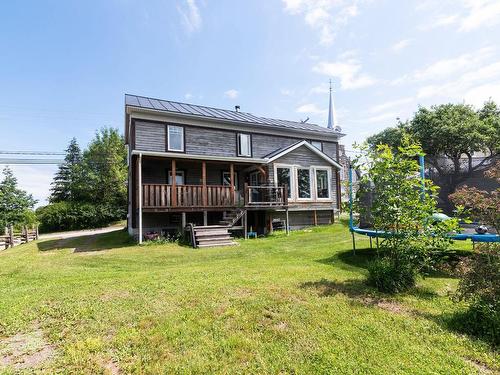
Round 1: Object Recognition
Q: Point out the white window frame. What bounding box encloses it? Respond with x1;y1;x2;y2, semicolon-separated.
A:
237;133;251;157
296;167;313;201
313;166;332;201
167;125;184;152
274;164;294;200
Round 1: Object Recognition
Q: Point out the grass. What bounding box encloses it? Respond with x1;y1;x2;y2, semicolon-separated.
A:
0;222;498;374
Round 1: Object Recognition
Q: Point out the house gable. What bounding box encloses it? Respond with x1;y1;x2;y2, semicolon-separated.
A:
266;141;342;169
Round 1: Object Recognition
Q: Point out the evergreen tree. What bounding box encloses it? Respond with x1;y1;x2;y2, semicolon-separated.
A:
83;127;127;208
0;167;37;229
50;138;83;203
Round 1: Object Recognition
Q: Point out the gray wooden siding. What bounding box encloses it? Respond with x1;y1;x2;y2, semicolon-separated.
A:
133;121;338;161
272;210;333;229
135;121;165;152
322;142;338;159
185;127;236;157
267;145;338;208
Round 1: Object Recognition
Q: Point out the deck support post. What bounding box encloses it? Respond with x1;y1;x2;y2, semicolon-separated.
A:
243;211;248;239
230;163;235;205
181;212;186;230
269;212;273;234
313;210;317;226
285;208;290;236
202;161;207;206
171;159;177;207
203;211;208;226
138;154;143;244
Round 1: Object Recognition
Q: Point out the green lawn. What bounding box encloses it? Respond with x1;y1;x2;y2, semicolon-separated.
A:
0;222;498;374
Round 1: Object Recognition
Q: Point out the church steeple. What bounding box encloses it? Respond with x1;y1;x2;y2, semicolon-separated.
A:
327;79;337;130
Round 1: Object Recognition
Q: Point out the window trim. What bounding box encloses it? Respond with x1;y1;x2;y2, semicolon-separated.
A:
237;132;252;157
274;164;294;200
313;166;332;201
296;167;313;201
167;124;185;152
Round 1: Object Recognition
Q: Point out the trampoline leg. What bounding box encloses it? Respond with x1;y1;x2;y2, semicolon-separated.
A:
369;237;373;249
352;232;356;255
376;237;379;249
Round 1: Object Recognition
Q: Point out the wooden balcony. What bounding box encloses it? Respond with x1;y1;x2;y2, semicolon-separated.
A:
141;184;287;210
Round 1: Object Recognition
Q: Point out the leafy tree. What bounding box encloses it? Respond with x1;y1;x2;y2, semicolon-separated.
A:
82;127;127;208
0;167;37;230
354;138;459;293
50;138;84;203
367;102;499;212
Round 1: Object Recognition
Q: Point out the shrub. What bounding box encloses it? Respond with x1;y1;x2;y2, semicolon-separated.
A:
36;202;125;233
453;243;500;346
367;257;418;294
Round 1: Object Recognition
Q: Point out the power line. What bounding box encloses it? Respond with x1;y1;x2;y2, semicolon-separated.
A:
0;150;65;156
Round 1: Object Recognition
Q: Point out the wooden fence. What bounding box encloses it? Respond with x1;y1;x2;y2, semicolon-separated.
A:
0;225;39;250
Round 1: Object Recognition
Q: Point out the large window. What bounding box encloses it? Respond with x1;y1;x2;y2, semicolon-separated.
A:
297;168;311;199
316;169;330;199
237;133;251;157
167;125;184;152
276;167;292;198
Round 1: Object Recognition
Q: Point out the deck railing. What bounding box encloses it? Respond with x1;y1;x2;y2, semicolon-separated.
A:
142;184;287;209
245;185;288;206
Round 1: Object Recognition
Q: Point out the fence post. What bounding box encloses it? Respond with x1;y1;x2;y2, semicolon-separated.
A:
9;225;14;248
23;225;28;243
35;224;39;240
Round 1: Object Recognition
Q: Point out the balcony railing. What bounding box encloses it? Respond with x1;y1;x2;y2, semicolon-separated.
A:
141;184;287;209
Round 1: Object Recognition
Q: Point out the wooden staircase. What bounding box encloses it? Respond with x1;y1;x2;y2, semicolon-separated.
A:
188;209;246;248
191;225;237;248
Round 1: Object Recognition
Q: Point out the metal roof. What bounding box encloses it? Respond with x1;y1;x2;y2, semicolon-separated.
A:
125;94;343;136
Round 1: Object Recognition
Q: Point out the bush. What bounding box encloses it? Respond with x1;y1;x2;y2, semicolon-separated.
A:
453;243;500;346
36;202;125;233
367;257;418;294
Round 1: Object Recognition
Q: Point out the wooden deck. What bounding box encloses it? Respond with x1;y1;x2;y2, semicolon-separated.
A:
141;184;287;211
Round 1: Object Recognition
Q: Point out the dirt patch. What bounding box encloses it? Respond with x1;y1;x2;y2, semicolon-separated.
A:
100;290;131;302
101;359;121;374
0;328;55;371
463;358;498;374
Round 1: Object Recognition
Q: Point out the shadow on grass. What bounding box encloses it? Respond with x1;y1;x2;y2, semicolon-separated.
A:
300;278;375;299
37;229;134;253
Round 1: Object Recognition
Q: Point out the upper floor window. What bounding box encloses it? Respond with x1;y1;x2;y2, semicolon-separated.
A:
167;125;184;152
237;133;251;157
310;140;322;150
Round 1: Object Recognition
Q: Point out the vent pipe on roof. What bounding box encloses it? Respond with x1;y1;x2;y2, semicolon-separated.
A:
235;105;240;112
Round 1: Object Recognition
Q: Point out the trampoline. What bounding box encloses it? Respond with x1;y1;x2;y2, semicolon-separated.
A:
348;156;499;252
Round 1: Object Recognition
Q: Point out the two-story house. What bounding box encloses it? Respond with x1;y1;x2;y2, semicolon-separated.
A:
125;94;344;247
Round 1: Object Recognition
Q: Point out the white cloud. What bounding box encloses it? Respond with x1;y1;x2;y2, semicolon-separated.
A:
370;97;413;113
418;0;500;32
309;83;330;95
282;0;363;45
184;93;193;100
313;56;377;90
391;38;412;52
464;82;500;107
393;46;495;85
224;89;239;99
296;103;326;115
177;0;202;34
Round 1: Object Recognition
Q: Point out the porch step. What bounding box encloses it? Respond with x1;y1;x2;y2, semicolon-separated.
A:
197;240;237;248
191;225;237;248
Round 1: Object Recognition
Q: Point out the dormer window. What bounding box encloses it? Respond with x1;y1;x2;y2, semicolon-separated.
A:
310;140;322;150
237;133;251;157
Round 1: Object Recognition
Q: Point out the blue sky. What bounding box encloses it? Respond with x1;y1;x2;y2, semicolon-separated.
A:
2;0;500;205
